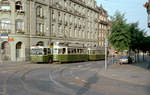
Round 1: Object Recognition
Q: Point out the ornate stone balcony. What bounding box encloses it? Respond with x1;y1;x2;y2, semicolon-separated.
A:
0;29;10;34
36;32;45;36
0;0;10;6
16;29;24;34
58;20;62;25
52;18;56;22
16;10;25;15
0;9;11;14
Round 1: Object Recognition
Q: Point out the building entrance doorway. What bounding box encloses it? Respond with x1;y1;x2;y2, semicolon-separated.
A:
16;42;24;61
1;41;11;61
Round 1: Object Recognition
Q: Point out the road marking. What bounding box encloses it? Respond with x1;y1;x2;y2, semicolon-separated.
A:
75;77;79;80
49;72;64;88
70;71;73;76
82;80;87;83
86;64;91;66
78;65;83;68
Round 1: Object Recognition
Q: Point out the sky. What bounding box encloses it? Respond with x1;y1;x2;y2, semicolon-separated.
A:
96;0;150;35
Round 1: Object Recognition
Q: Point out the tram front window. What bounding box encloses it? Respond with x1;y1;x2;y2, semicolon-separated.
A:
31;49;43;55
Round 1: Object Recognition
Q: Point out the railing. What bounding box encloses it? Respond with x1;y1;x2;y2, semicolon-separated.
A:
36;32;45;36
0;1;10;5
36;14;44;19
16;29;24;34
0;9;11;13
16;10;25;15
0;29;10;33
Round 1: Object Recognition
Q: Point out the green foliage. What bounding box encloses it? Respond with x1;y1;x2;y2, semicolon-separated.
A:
109;11;149;53
128;23;146;52
108;11;130;52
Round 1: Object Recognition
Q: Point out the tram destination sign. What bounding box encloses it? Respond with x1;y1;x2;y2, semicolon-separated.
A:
0;33;8;41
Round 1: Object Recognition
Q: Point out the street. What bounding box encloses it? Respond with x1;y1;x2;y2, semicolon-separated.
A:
0;61;150;95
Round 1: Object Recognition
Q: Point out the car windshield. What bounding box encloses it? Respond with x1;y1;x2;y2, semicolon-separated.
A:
120;56;128;59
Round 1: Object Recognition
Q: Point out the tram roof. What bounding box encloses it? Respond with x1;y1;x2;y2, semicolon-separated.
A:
31;46;49;49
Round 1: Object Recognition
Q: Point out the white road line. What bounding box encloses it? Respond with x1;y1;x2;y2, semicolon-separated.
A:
49;72;64;88
70;71;73;75
82;80;87;83
78;65;83;68
75;76;79;80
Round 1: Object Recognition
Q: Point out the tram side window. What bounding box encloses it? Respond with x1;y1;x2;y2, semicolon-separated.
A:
63;48;66;54
43;48;47;55
48;48;51;54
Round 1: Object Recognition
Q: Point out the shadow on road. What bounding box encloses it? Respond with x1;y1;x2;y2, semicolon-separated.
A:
75;73;99;95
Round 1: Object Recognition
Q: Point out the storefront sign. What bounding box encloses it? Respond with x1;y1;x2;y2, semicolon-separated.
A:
0;33;8;41
8;37;14;42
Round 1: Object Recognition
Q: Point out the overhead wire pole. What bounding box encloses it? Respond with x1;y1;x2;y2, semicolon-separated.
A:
105;38;108;70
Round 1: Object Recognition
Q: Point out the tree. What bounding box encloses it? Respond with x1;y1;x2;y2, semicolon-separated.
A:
108;11;130;52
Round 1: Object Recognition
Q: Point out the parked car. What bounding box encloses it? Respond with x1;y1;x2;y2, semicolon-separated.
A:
119;56;132;64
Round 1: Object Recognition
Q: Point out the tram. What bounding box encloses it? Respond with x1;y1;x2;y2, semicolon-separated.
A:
30;46;53;63
53;45;88;63
30;45;105;63
88;47;105;61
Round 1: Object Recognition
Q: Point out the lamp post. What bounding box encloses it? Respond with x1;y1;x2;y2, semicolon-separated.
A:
105;38;108;70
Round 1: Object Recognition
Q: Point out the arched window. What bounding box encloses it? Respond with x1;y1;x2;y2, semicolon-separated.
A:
15;1;22;11
36;41;44;46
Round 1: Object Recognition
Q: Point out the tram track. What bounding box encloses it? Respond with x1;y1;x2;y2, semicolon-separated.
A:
0;61;105;95
1;64;50;95
2;67;30;95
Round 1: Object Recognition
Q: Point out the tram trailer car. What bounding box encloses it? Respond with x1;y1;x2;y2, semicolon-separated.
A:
88;48;105;61
53;47;88;63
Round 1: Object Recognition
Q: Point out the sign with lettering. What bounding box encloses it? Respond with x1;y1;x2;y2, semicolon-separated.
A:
0;33;8;41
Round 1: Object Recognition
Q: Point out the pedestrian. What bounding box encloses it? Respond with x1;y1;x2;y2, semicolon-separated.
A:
147;61;150;69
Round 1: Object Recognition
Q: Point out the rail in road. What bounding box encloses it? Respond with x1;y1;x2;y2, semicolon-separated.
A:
0;61;105;95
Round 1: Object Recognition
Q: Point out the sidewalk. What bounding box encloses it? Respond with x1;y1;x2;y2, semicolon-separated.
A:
99;56;150;86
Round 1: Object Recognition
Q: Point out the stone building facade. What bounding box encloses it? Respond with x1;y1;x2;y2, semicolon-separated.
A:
0;0;107;62
98;5;110;48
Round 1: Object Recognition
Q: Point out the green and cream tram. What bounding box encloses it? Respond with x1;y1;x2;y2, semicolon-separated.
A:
88;48;105;61
30;46;53;63
53;45;88;63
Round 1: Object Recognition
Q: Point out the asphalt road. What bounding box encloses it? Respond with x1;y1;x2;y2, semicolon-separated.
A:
0;61;150;95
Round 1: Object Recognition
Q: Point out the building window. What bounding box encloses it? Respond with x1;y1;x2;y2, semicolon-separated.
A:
36;6;44;18
36;23;44;36
0;0;10;11
0;19;10;33
15;1;23;12
16;20;24;33
0;5;10;11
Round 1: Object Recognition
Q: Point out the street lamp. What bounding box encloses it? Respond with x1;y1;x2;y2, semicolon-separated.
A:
144;0;150;28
